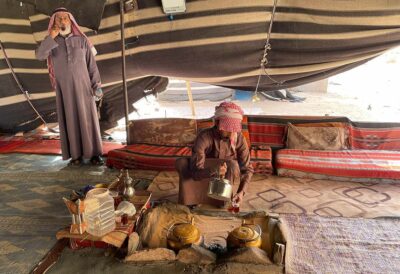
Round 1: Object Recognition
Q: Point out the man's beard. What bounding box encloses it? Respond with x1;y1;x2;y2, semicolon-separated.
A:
59;25;71;37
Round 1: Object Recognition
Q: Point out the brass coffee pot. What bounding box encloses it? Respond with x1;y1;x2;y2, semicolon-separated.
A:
166;217;202;250
227;220;262;249
121;169;135;200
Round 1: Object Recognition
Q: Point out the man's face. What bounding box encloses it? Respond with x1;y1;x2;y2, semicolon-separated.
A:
55;12;71;30
220;130;233;139
215;120;234;140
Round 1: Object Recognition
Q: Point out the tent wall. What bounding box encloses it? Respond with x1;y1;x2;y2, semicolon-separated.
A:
1;0;400;131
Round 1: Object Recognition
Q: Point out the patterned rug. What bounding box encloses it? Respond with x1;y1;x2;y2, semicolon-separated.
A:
149;172;400;218
0;154;158;274
2;153;400;273
280;214;400;274
147;171;180;203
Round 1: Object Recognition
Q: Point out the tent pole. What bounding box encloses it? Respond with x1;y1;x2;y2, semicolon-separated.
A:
120;0;130;143
186;81;196;117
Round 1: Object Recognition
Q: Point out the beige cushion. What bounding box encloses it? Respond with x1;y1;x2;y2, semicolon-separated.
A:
128;118;197;145
286;123;348;150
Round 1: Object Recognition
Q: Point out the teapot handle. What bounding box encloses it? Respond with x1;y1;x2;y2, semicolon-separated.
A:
253;224;262;236
216;162;226;179
166;217;195;240
166;223;175;239
242;219;262;235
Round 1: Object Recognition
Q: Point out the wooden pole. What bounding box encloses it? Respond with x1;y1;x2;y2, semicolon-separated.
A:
185;81;196;117
120;0;130;143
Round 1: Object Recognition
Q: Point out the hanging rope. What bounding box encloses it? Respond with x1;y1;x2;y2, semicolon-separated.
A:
0;40;49;128
254;0;283;98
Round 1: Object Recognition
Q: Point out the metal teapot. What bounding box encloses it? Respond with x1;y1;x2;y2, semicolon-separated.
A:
121;169;135;200
207;168;233;201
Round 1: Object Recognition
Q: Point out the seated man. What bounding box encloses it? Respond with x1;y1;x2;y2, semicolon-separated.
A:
176;102;253;207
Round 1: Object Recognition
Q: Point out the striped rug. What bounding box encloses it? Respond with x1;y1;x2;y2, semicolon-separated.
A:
0;137;123;156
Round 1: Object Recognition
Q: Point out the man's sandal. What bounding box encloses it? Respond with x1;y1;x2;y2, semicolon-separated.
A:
69;157;83;166
90;156;104;165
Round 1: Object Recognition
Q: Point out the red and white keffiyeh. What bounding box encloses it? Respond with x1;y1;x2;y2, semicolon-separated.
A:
214;102;244;132
46;8;97;89
214;102;244;147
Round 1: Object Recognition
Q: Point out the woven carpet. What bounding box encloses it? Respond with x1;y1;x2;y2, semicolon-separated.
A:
280;214;400;274
149;172;400;218
0;173;115;274
0;137;123;156
147;171;180;203
0;153;158;274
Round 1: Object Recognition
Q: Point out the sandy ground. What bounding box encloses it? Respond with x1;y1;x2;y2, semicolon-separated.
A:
49;248;276;274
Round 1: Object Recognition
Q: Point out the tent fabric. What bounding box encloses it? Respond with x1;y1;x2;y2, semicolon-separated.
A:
32;0;107;31
0;1;168;133
2;0;400;131
130;0;400;90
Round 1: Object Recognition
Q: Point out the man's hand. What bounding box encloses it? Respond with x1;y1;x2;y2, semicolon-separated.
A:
50;24;60;39
232;191;244;204
219;162;227;178
94;88;103;101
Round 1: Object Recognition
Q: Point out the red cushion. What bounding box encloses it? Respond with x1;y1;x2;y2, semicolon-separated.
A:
350;126;400;151
276;149;400;180
0;137;25;153
250;146;273;174
106;144;191;171
107;143;272;174
248;122;286;149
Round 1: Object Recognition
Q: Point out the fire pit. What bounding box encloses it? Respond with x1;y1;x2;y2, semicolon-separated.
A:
128;203;285;270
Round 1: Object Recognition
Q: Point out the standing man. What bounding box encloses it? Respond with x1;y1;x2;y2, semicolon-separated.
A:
36;7;104;165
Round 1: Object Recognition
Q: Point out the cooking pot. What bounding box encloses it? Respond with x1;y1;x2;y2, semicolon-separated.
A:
227;220;262;249
166;217;203;250
207;177;232;201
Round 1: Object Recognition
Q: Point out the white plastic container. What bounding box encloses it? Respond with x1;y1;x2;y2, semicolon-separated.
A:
84;188;116;237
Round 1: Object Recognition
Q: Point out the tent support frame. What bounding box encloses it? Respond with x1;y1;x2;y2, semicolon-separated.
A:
120;0;130;143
